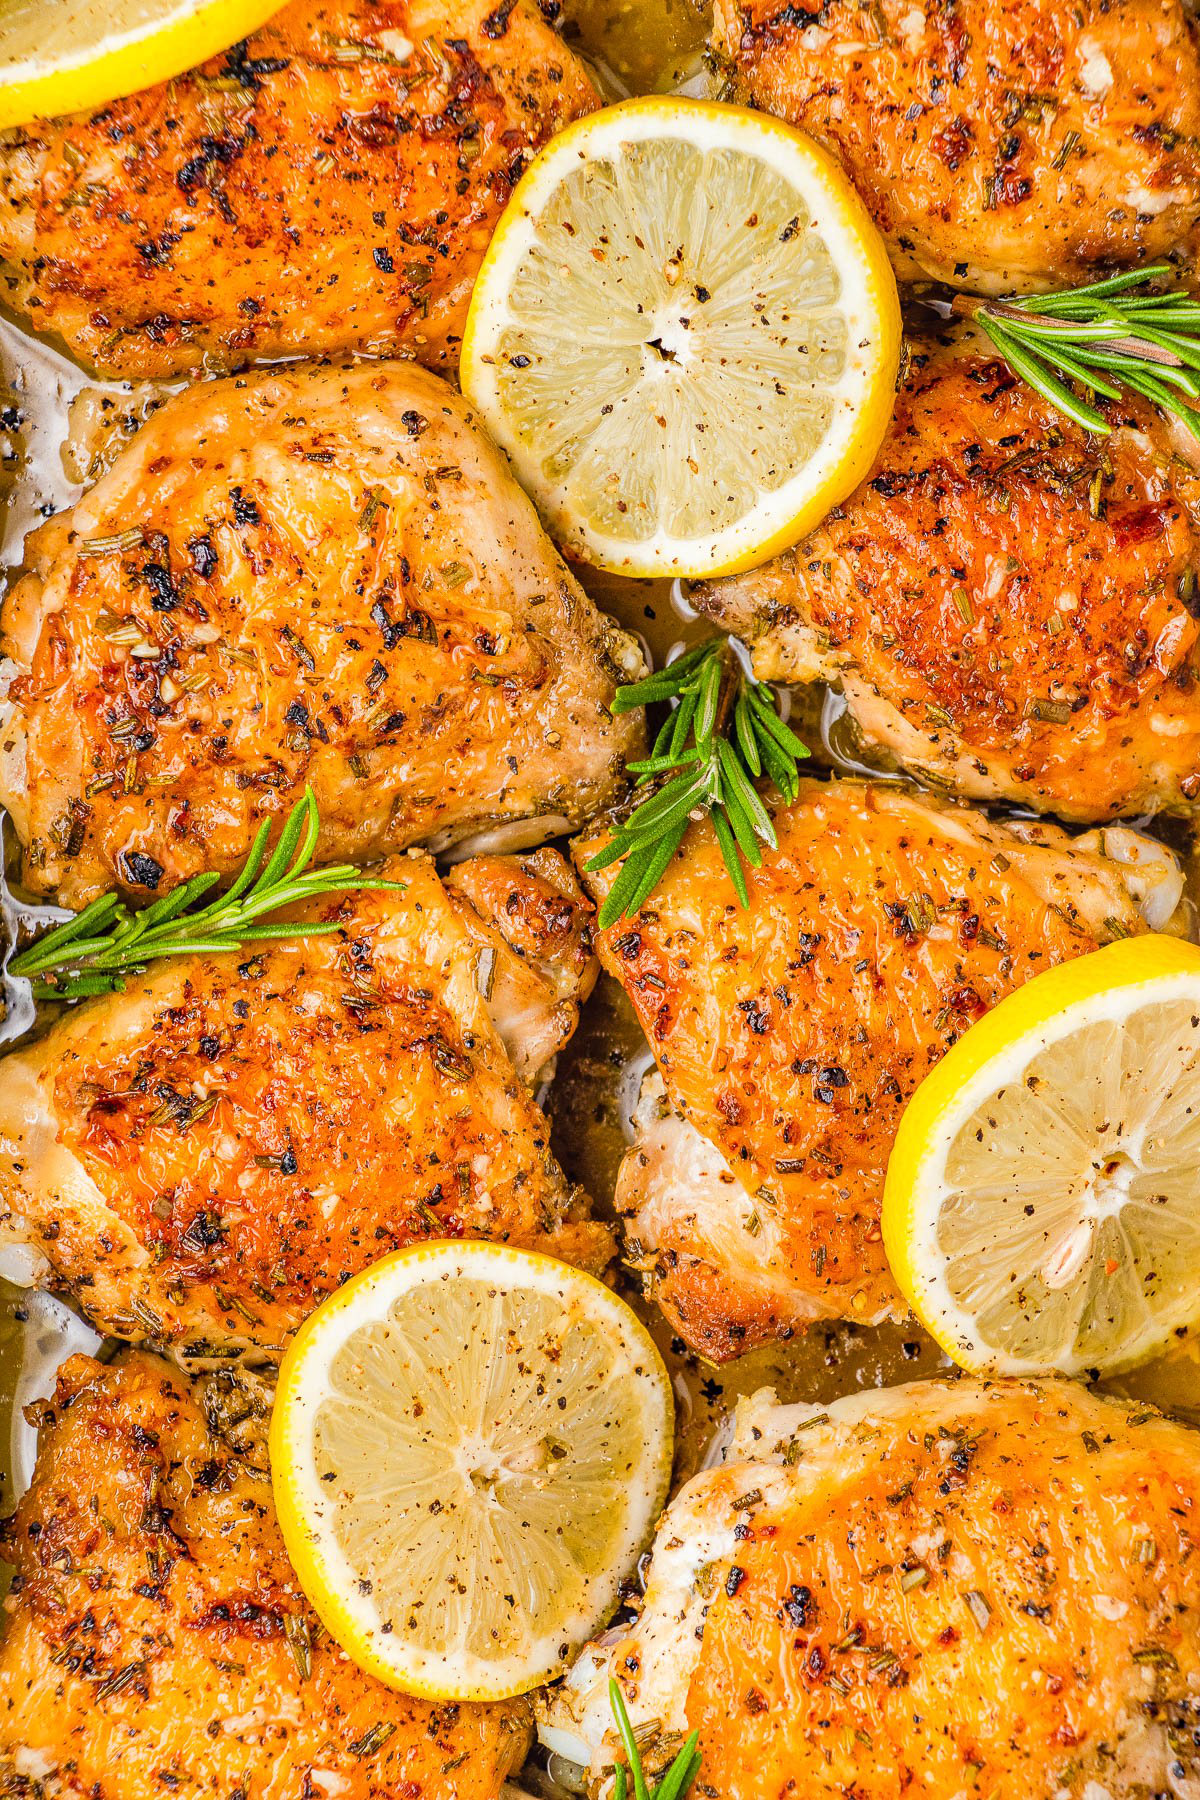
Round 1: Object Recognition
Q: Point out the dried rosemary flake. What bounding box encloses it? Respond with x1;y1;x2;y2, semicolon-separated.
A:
281;626;316;671
963;1588;992;1632
1025;696;1073;724
78;528;142;557
284;1612;313;1682
474;944;497;1000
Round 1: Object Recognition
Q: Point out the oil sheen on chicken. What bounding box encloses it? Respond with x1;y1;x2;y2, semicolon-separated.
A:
0;360;643;907
694;333;1200;823
0;0;598;377
544;1378;1200;1800
711;0;1200;291
0;851;609;1360
576;777;1186;1358
0;1350;531;1798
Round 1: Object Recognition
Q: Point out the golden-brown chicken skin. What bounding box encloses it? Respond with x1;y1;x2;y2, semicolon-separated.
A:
711;0;1200;291
696;335;1200;823
0;0;598;378
546;1379;1200;1800
577;778;1178;1358
0;1351;531;1798
0;359;643;908
0;852;609;1360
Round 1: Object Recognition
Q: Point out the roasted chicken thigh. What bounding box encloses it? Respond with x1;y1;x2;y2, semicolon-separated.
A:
577;778;1184;1357
711;0;1200;291
545;1379;1200;1800
0;359;642;907
0;0;598;377
0;851;608;1360
695;334;1200;822
0;1350;531;1798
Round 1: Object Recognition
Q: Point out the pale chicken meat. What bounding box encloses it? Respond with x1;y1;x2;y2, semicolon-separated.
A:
0;0;598;377
710;0;1200;292
577;778;1186;1359
0;360;643;908
544;1378;1200;1800
0;1350;531;1798
0;851;609;1360
695;333;1200;822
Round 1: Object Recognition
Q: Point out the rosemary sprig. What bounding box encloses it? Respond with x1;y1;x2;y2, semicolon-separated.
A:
969;264;1200;438
609;1678;701;1800
588;638;809;928
7;788;398;1001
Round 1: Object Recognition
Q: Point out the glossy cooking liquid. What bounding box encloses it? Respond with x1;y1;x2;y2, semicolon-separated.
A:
0;0;1195;1751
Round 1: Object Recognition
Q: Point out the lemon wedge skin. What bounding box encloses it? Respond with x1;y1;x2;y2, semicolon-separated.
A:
0;0;289;130
270;1241;674;1702
883;935;1200;1380
461;95;901;579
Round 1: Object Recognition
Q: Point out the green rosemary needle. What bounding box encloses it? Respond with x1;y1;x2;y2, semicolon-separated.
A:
588;637;809;928
609;1677;702;1800
969;264;1200;438
7;787;399;1001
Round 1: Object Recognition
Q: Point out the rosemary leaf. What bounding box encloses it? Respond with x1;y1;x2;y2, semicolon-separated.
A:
607;1678;701;1800
590;638;808;927
8;789;400;1001
974;266;1200;439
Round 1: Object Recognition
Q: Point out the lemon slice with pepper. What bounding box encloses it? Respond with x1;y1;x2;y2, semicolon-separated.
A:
884;935;1200;1378
460;96;901;578
271;1242;673;1700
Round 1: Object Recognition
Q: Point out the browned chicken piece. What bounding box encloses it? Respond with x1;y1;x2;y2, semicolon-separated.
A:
0;359;643;909
0;0;598;378
0;852;609;1361
710;0;1200;292
695;333;1200;823
0;1350;531;1798
546;1379;1200;1800
576;778;1186;1359
443;847;598;1084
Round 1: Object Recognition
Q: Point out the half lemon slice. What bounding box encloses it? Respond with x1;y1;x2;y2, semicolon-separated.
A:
0;0;288;130
883;935;1200;1378
460;96;901;578
270;1243;673;1700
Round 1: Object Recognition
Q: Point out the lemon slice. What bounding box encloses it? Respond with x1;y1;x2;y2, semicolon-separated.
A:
270;1243;673;1700
460;96;901;578
0;0;288;130
883;935;1200;1379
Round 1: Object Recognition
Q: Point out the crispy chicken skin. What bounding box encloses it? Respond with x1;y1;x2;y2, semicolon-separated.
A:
577;778;1180;1358
695;335;1200;822
0;1351;531;1798
710;0;1200;292
545;1379;1200;1800
0;0;598;378
442;847;599;1084
0;360;643;907
0;852;609;1360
